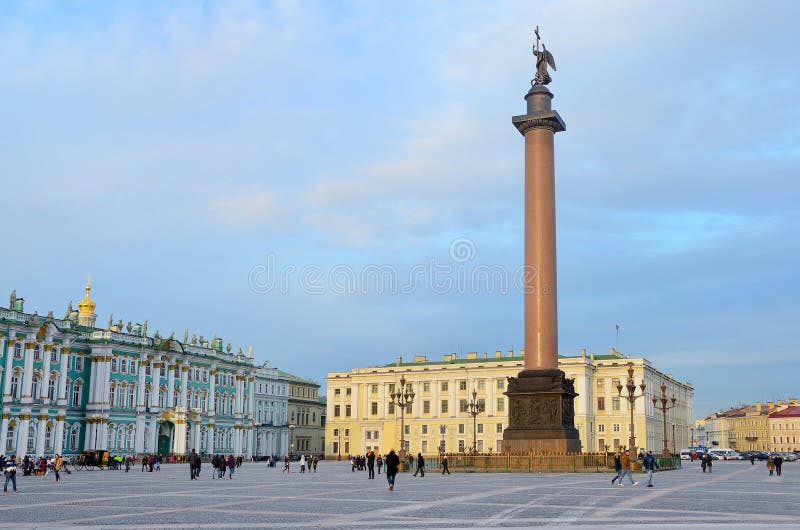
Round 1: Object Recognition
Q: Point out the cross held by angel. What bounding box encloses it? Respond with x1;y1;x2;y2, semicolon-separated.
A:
532;26;556;86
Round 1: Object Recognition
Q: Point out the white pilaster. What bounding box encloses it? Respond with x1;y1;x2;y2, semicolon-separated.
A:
21;343;35;403
57;348;70;407
0;416;8;452
35;418;47;456
16;416;30;457
208;368;216;415
134;416;145;453
54;418;65;455
1;336;11;400
166;362;175;408
180;365;188;408
40;344;53;401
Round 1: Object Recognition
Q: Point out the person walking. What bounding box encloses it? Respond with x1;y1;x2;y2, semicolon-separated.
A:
385;449;400;491
282;455;290;474
642;451;659;487
312;455;319;472
774;454;784;477
54;454;63;484
441;455;450;475
767;454;775;476
705;453;713;473
376;455;383;474
188;449;200;480
299;454;306;474
413;453;425;477
616;451;638;487
227;455;235;479
611;452;622;485
367;451;375;479
3;455;18;494
750;454;755;465
700;453;708;473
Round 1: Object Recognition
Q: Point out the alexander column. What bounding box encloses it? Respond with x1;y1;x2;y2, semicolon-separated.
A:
503;27;581;453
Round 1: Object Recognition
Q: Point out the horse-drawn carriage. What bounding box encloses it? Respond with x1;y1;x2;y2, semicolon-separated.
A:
74;449;110;470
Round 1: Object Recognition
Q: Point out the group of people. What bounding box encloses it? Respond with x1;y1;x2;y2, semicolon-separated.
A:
767;454;784;476
0;454;65;493
610;450;659;487
137;454;163;472
349;452;382;477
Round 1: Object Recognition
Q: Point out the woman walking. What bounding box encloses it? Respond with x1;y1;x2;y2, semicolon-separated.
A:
54;454;63;483
384;449;400;491
767;454;775;476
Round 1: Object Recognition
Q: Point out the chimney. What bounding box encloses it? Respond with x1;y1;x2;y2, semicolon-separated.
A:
495;350;502;358
395;356;402;366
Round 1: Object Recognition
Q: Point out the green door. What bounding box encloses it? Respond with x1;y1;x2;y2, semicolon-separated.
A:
158;434;171;455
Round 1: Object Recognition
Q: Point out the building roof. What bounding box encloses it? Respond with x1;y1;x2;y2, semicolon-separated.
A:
770;405;800;418
379;353;624;369
278;370;319;387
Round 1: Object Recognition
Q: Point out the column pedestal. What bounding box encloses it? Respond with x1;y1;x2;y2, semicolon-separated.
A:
502;369;581;453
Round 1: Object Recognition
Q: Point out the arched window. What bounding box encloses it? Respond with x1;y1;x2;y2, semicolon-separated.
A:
33;344;41;361
129;362;136;376
31;374;40;400
5;424;15;451
69;425;79;451
13;343;22;359
109;383;117;408
121;359;127;374
72;381;82;407
50;347;59;363
144;385;151;406
47;377;56;401
214;392;220;413
187;389;194;408
117;426;125;450
200;391;207;411
127;386;136;409
185;424;192;452
173;387;180;407
212;429;218;451
45;425;53;451
111;357;118;372
159;386;166;408
27;424;35;452
10;373;19;400
107;425;116;450
126;426;135;450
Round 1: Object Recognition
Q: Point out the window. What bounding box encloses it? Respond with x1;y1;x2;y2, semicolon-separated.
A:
110;384;117;407
69;427;78;450
146;363;152;376
346;388;351;396
598;424;605;432
13;343;22;359
496;423;503;433
50;348;58;363
128;386;136;408
611;378;620;390
160;365;166;377
188;369;193;382
421;425;428;434
333;428;339;437
344;428;350;436
597;397;605;411
612;424;620;432
423;401;430;414
388;384;395;394
458;424;465;434
598;439;606;451
215;373;220;385
459;380;467;391
477;380;485;390
27;424;35;452
31;375;40;400
121;359;127;374
496;398;505;412
33;345;41;361
612;397;620;411
44;425;53;451
477;423;484;434
345;405;351;417
405;403;412;414
371;385;378;394
423;382;430;392
75;356;83;371
441;382;448;392
47;379;56;401
72;383;81;407
371;402;378;415
334;405;341;417
441;400;448;414
10;374;18;399
460;399;469;413
458;440;465;452
388;403;395;415
404;425;410;435
5;425;14;450
421;440;428;452
597;378;605;390
497;379;505;389
111;357;118;372
334;389;340;396
129;362;136;375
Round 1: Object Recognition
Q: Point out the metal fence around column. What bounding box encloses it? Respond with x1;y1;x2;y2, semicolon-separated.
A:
405;453;681;473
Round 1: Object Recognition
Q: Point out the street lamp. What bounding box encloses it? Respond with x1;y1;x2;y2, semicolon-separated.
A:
288;423;295;456
616;362;646;458
91;413;102;450
467;388;485;453
337;429;342;461
388;376;414;459
652;383;677;456
671;422;676;455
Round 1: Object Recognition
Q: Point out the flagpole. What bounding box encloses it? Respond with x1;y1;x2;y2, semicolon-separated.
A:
615;324;620;353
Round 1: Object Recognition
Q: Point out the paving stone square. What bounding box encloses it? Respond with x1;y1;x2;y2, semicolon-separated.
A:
0;460;796;529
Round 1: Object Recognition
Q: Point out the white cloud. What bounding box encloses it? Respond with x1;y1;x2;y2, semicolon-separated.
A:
208;190;281;230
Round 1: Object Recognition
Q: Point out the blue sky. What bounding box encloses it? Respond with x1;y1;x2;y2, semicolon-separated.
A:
1;1;798;418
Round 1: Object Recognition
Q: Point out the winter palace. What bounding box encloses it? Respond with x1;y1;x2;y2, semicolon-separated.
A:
0;280;319;459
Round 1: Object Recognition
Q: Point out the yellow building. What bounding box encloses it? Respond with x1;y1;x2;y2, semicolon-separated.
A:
325;348;693;458
696;400;798;452
769;403;800;452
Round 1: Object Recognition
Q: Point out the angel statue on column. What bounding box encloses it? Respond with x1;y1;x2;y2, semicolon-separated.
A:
532;26;556;86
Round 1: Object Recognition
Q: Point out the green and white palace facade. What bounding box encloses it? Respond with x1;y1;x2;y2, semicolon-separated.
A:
0;281;294;459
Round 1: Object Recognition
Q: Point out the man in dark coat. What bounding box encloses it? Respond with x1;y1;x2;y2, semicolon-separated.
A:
441;455;450;474
384;449;400;491
189;449;200;480
413;453;425;477
367;451;375;479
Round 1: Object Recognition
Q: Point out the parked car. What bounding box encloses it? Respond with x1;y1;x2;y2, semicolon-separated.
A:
780;452;797;462
751;452;769;460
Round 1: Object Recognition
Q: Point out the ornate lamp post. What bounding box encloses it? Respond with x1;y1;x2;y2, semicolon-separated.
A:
616;362;646;457
389;376;414;459
91;413;102;450
467;388;485;453
288;423;295;456
652;383;677;456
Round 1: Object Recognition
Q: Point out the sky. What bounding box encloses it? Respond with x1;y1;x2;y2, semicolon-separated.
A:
1;0;798;419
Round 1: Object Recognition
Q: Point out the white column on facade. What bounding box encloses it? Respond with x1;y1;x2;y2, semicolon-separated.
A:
40;344;53;401
21;342;35;403
234;376;242;415
149;418;158;453
57;348;70;406
379;383;386;419
166;362;176;408
87;355;98;405
488;377;496;416
248;378;255;417
99;421;109;450
102;356;112;410
2;337;13;400
193;419;201;452
17;416;30;457
84;420;94;450
134;416;146;453
208;368;216;415
35;416;47;456
137;358;147;408
246;427;253;458
180;365;189;409
54;416;65;455
149;362;159;409
208;424;215;452
0;415;9;453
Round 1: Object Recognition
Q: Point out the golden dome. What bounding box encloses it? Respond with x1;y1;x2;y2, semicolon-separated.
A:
77;275;96;316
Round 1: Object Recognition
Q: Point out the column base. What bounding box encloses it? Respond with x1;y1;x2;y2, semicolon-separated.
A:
502;369;581;453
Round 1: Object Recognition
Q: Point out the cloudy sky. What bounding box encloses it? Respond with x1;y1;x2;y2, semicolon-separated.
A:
2;0;798;418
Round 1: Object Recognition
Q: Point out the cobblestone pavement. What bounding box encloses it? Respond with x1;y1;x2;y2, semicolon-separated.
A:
0;460;796;529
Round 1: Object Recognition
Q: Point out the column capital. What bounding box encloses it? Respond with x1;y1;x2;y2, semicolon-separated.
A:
44;344;53;352
55;415;66;421
512;112;565;135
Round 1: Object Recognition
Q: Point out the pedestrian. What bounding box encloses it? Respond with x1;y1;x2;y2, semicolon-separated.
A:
227;455;235;479
124;455;130;472
156;455;162;471
700;453;708;473
385;449;400;491
441;455;450;474
3;455;18;494
282;455;290;474
367;451;375;479
312;455;318;472
611;452;622;485
775;454;783;477
767;455;775;476
616;451;638;487
642;451;659;487
705;453;713;473
377;454;383;474
413;452;425;477
299;454;306;473
750;454;755;465
141;455;148;472
54;454;63;483
189;449;200;480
